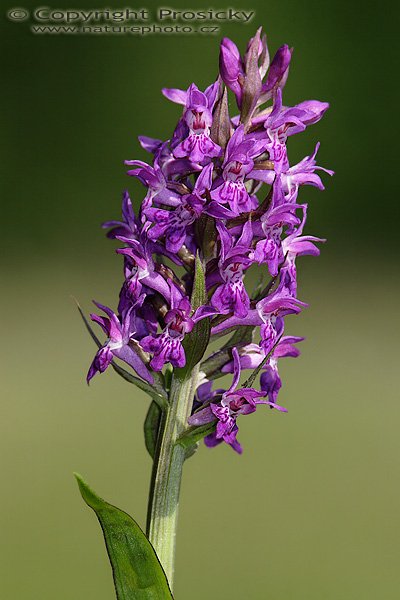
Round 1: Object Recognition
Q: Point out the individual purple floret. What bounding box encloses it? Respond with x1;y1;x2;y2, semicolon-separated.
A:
87;299;153;384
249;88;329;175
280;206;325;295
209;125;268;215
85;28;332;455
222;336;304;412
102;190;140;241
144;163;213;252
210;221;254;317
163;83;222;163
257;288;306;354
189;348;274;453
252;179;301;274
249;141;334;199
140;288;215;371
141;295;194;371
125;152;181;217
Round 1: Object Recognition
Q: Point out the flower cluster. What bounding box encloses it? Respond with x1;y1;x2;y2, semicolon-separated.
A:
87;29;333;453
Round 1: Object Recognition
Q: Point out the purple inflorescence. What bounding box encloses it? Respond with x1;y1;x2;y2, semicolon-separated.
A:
87;29;333;453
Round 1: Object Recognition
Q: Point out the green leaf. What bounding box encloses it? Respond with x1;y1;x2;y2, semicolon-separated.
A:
176;422;217;450
175;255;211;379
144;402;163;459
178;319;210;380
194;213;216;262
201;325;255;380
184;442;199;460
75;474;173;600
74;299;167;410
190;253;207;311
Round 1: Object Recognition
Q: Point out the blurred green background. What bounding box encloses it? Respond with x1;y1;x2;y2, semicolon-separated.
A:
1;0;398;598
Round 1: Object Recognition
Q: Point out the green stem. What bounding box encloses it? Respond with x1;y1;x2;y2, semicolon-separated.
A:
147;366;199;589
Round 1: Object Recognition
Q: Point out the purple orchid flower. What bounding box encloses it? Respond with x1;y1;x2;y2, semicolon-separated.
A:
141;296;194;371
87;298;153;384
280;207;325;295
102;190;140;241
189;348;282;453
141;291;215;371
162;82;221;163
222;336;304;411
252;179;302;274
209;126;267;215
102;196;152;301
116;231;182;304
249;142;334;199
192;379;225;414
125;149;181;216
144;163;213;253
210;221;253;318
259;335;303;409
259;363;284;410
145;197;203;254
251;89;329;175
281;143;334;194
138;135;163;154
223;335;304;371
253;88;329;133
139;135;204;181
257;288;306;354
211;283;306;355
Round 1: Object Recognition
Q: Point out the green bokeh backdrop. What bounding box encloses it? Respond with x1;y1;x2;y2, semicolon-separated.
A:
1;1;398;598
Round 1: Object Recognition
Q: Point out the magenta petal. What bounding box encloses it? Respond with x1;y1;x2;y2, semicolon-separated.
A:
188;406;215;426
